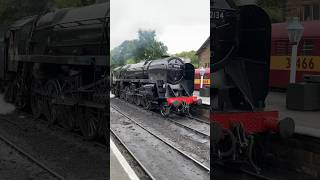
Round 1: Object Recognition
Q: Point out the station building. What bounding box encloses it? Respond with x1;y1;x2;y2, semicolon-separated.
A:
286;0;320;21
196;38;210;68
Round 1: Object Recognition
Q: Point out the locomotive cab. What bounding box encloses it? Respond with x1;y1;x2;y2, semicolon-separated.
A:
212;4;271;111
211;1;295;173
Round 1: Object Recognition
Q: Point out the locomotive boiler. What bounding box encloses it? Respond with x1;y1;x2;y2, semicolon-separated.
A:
211;0;295;173
111;56;201;117
0;2;109;139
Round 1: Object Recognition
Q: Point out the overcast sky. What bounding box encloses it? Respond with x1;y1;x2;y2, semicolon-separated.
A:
110;0;209;54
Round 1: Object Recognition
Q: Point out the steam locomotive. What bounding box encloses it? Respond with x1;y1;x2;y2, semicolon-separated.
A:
0;2;109;139
211;0;295;173
111;56;201;117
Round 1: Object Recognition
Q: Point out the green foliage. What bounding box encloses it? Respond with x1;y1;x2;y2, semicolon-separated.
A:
111;40;138;67
53;0;82;8
126;58;135;64
256;0;286;23
0;0;96;25
52;0;95;8
234;0;286;23
111;30;168;68
175;50;200;68
0;0;48;25
134;30;168;61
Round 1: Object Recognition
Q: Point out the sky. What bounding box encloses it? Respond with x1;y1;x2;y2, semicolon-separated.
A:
110;0;210;54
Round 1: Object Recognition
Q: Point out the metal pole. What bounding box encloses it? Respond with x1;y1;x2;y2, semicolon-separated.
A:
200;75;204;89
289;44;298;83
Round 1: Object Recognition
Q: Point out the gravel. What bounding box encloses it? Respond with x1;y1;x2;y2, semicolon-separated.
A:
0;111;108;180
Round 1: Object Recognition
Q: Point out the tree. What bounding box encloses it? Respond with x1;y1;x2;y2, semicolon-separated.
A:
111;40;138;67
111;30;168;68
175;50;200;68
52;0;82;8
134;30;168;61
256;0;286;23
234;0;286;23
126;58;135;64
52;0;95;8
0;0;48;25
0;0;96;25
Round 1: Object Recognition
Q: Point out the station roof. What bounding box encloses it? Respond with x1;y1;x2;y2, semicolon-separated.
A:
272;20;320;39
196;37;210;55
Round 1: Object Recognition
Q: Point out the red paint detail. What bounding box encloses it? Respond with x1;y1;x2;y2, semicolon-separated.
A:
194;84;200;90
210;111;279;134
271;21;320;56
269;69;320;88
272;21;320;41
195;68;210;75
166;96;198;105
194;68;210;90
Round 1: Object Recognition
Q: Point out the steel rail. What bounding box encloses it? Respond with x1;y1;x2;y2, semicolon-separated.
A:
165;116;209;138
0;132;65;180
114;98;210;138
110;129;156;180
0;115;107;150
187;115;210;125
111;105;210;172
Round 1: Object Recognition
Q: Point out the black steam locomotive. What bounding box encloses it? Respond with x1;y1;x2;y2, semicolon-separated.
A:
211;0;294;173
0;2;109;139
111;56;201;117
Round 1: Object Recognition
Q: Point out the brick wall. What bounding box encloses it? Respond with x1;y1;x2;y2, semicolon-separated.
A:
198;46;210;68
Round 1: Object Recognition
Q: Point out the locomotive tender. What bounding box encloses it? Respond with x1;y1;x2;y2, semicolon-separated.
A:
111;56;201;117
0;2;109;139
211;0;295;173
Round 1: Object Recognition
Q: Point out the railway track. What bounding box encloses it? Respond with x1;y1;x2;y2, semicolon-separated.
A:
0;112;109;179
113;98;210;138
187;115;210;125
0;131;65;180
111;105;210;172
164;116;209;137
111;98;275;180
0;115;107;150
110;129;156;180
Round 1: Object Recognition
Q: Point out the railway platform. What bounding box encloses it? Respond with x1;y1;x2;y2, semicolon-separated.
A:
110;92;139;180
193;90;210;105
110;138;139;180
266;91;320;138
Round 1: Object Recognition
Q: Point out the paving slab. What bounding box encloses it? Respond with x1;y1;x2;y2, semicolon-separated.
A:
266;91;320;137
193;91;210;105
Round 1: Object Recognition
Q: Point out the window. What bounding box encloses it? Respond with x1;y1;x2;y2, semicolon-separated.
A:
314;4;320;20
274;40;291;56
304;5;312;21
302;4;320;21
302;40;314;55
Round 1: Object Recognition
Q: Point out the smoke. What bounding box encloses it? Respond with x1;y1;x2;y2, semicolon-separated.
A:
0;94;15;115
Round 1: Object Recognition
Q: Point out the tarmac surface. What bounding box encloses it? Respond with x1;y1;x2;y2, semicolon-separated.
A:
266;91;320;137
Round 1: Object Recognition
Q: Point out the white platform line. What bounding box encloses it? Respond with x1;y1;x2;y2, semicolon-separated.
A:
110;138;140;180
